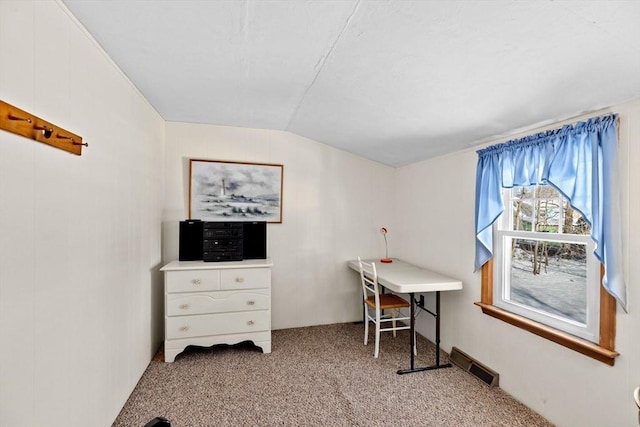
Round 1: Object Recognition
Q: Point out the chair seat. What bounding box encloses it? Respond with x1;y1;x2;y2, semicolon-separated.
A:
365;294;410;310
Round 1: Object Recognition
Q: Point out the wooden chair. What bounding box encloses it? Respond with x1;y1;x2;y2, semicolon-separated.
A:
357;257;413;358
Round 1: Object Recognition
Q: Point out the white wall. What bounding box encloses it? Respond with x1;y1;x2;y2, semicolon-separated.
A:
163;121;395;329
3;3;636;426
395;98;640;427
0;2;165;426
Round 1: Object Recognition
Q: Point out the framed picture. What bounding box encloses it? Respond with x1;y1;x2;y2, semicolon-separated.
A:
189;159;284;223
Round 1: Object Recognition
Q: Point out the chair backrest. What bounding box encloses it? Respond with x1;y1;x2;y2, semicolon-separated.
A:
358;257;380;306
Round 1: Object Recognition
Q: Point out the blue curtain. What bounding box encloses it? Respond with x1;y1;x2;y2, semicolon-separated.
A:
474;113;626;311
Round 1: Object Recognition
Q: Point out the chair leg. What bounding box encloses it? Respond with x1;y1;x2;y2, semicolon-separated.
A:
413;329;417;355
391;308;398;337
374;321;380;358
364;308;369;346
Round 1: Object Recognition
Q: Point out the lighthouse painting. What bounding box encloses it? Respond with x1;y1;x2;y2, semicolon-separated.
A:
189;159;283;223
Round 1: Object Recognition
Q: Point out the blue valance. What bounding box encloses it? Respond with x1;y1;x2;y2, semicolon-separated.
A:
474;113;626;311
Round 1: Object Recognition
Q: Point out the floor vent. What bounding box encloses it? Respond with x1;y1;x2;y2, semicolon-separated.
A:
449;347;499;387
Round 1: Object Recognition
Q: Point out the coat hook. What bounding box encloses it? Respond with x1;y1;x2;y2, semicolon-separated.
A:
33;125;53;138
72;140;88;147
58;133;86;148
8;114;32;123
1;100;84;156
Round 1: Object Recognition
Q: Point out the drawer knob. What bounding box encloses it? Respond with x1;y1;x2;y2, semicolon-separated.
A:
247;320;255;326
235;277;245;283
179;326;190;332
247;300;255;305
191;279;201;285
179;304;190;310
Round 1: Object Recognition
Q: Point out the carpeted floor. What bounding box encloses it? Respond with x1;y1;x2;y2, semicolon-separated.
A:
113;323;553;427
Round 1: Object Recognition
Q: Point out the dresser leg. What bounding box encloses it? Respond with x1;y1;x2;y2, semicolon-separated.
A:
164;347;182;363
255;340;272;353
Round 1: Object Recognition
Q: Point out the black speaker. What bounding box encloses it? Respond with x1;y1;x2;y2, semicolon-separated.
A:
179;220;203;261
243;221;267;259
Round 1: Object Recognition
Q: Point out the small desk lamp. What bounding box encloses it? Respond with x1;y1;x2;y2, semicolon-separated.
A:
380;227;393;263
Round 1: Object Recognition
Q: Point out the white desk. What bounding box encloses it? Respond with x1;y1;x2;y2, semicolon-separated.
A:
347;258;463;374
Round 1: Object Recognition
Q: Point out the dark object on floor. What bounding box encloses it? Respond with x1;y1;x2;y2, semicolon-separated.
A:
144;416;171;427
449;346;499;387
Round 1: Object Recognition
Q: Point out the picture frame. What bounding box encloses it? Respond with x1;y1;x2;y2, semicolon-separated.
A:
189;159;284;223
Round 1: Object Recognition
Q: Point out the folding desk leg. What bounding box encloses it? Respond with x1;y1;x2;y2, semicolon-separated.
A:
397;291;452;375
409;291;416;368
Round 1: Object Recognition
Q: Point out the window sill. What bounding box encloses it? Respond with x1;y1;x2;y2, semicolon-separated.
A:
475;302;618;366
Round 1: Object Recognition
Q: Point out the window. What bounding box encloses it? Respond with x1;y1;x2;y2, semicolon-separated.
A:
474;114;622;365
477;257;617;366
493;185;600;342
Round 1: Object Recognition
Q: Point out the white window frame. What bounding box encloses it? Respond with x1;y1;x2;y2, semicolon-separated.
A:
492;187;600;343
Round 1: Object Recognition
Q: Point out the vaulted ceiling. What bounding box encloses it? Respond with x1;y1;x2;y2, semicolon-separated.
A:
63;0;640;167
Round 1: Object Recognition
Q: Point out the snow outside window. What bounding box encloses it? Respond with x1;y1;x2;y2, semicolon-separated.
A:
493;185;600;343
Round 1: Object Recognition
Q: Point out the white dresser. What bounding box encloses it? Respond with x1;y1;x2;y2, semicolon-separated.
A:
160;259;273;362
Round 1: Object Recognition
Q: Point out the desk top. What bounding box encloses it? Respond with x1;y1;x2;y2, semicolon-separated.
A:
347;258;462;294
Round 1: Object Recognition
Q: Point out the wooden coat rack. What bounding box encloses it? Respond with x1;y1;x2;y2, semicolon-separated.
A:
0;100;86;156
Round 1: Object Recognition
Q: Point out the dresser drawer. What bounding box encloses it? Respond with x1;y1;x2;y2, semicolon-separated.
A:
166;269;220;293
166;289;269;316
166;310;270;340
221;268;271;290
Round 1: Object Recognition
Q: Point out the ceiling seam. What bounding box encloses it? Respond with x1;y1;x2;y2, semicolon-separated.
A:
285;0;362;131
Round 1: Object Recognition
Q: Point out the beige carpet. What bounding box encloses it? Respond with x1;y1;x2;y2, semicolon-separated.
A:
114;323;553;427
